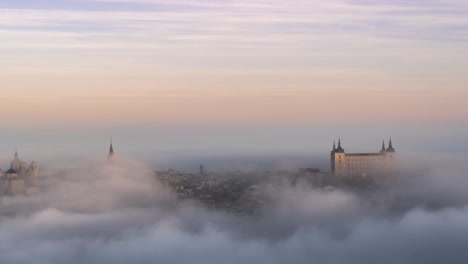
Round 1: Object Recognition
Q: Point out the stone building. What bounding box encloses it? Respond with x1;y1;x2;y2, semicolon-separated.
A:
330;139;396;177
0;150;39;196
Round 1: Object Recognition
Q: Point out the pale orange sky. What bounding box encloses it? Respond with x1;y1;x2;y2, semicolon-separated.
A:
1;0;468;127
2;75;467;126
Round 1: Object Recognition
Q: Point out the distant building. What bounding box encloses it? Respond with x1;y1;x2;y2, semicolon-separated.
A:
330;139;396;177
0;149;39;196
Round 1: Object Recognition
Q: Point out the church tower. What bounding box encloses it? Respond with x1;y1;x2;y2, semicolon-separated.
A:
107;139;114;164
11;148;22;172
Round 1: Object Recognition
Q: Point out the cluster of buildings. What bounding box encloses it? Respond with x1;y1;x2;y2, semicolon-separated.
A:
0;150;39;196
156;169;296;213
155;167;346;213
154;138;398;212
0;137;396;200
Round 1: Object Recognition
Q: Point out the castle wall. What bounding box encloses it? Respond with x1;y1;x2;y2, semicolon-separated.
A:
331;141;396;177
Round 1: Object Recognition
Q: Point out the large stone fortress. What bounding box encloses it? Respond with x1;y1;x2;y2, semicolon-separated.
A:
0;150;39;196
331;139;396;177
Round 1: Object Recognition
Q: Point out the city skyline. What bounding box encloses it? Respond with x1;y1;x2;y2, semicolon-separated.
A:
2;1;468;263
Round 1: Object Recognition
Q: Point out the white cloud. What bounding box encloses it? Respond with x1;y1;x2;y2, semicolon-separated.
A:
2;157;468;263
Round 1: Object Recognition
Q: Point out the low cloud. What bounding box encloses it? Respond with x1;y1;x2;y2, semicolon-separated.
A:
1;157;468;263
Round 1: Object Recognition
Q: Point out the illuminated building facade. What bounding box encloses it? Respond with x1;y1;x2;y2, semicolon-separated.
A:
331;139;396;177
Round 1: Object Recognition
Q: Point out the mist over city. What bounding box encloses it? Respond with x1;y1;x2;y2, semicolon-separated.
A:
2;154;468;263
1;0;468;263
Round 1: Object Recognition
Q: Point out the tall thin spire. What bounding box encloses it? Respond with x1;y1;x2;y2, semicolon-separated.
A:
107;138;114;163
11;147;21;172
333;141;336;151
109;138;114;153
380;140;386;153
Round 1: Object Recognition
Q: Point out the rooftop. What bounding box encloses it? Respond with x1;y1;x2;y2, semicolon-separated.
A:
345;153;386;157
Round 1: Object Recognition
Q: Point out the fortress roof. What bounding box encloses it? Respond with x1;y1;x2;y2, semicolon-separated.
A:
345;153;386;157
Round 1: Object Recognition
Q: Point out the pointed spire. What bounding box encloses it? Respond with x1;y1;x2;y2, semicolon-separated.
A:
386;137;395;152
380;140;386;153
109;138;114;153
14;147;18;159
335;138;344;153
331;140;337;154
108;138;114;163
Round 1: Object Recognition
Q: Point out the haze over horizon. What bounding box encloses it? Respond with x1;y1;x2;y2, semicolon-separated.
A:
1;0;467;167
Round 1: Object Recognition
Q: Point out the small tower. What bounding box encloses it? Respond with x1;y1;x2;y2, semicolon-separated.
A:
335;138;345;153
385;138;396;176
386;138;396;160
386;138;395;152
380;140;386;153
11;148;22;172
331;138;346;176
5;164;25;196
330;141;335;175
107;139;114;164
200;164;204;175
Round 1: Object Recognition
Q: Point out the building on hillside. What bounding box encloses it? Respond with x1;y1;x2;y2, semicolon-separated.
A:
330;139;396;177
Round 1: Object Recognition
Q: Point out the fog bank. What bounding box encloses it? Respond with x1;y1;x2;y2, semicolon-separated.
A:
2;157;468;263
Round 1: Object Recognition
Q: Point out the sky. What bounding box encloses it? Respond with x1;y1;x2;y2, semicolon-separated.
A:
2;3;468;262
0;0;467;168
